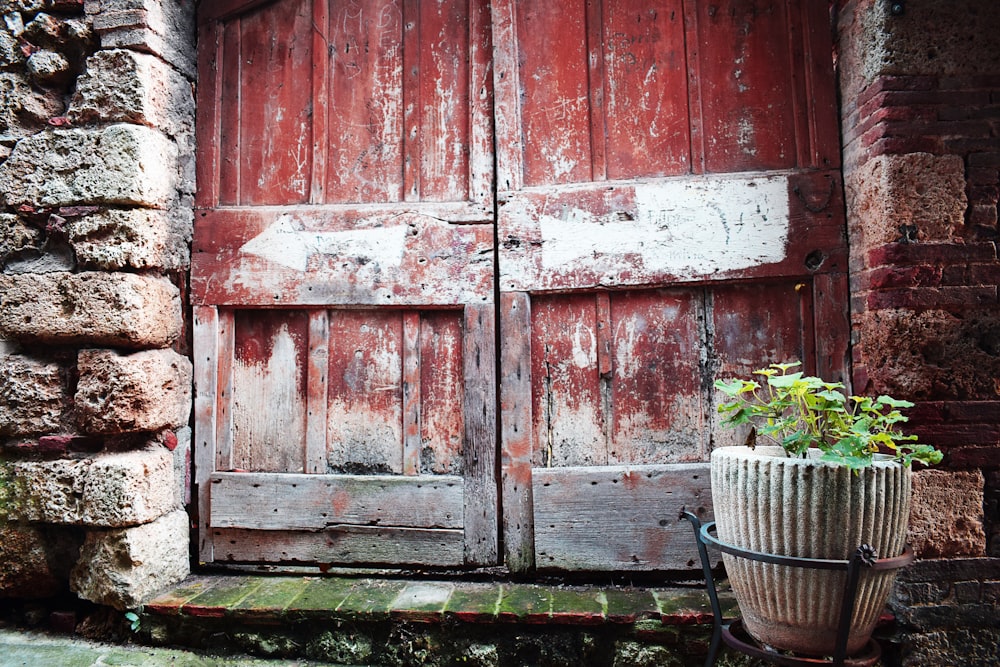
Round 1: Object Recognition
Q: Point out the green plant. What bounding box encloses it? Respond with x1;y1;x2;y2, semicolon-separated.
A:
124;609;141;632
714;362;943;470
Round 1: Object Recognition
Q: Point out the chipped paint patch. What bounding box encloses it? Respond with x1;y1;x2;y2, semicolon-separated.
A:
240;214;409;272
536;176;788;277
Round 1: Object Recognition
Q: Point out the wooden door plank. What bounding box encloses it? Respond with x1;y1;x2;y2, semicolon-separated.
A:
209;472;464;530
682;0;705;174
462;303;498;565
691;0;797;173
215;309;235;473
306;310;329;474
195;21;222;207
490;0;523;193
585;0;607;182
402;312;422;475
530;294;606;467
419;312;465;474
229;310;309;473
532;464;713;571
327;310;405;475
237;0;313;205
193;306;220;562
802;0;841;169
813;272;851;386
191;206;494;307
218;19;241;205
469;0;495;208
602;0;690;179
514;0;592;186
608;289;706;464
326;0;404;203
498;171;847;293
310;0;329;203
500;292;534;572
211;526;465;567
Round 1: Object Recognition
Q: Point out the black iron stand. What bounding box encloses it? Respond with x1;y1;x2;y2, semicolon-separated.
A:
680;510;914;667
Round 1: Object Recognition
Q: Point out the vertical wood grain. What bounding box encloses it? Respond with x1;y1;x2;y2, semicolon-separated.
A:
402;311;422;475
195;22;222;207
306;310;330;474
215;308;235;472
311;0;330;203
469;0;494;207
463;303;498;565
490;0;523;193
500;292;534;572
193;305;219;563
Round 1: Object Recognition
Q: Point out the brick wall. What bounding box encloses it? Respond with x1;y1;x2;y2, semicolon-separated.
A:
839;1;1000;664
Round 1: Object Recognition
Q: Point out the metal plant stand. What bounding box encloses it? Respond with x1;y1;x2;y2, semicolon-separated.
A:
680;510;914;667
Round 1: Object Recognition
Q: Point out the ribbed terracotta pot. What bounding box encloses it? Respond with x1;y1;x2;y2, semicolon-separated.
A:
710;446;911;656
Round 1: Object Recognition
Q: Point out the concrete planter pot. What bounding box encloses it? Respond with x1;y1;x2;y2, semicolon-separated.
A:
710;446;912;656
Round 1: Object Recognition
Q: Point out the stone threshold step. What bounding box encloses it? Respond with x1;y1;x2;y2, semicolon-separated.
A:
144;575;735;627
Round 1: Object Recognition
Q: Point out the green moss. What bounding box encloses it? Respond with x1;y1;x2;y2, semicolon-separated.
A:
0;458;25;520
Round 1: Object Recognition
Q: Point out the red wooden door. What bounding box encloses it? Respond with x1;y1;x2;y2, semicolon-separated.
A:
193;0;849;574
192;0;497;567
493;0;849;572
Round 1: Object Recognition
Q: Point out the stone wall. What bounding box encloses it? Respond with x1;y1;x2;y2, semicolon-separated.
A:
0;0;194;610
838;1;1000;664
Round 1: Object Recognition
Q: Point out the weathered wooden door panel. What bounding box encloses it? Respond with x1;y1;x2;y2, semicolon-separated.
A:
195;0;852;574
494;0;849;572
194;0;497;568
199;0;493;209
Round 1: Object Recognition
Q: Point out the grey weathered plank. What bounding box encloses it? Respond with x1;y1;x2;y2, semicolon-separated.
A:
210;473;464;531
193;305;220;563
463;303;498;565
211;526;465;567
532;463;714;571
499;292;535;572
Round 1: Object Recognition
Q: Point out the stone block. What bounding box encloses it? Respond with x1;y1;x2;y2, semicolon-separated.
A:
0;354;65;437
0;125;178;209
69;48;194;138
0;72;64;138
87;0;196;78
0;271;181;348
0;213;42;259
908;469;986;558
80;446;176;526
845;153;967;250
67;207;191;270
11;446;176;527
856;308;1000;401
70;507;190;610
76;348;191;434
26;49;71;85
0;523;82;599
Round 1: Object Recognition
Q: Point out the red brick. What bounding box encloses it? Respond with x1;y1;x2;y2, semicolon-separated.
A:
967;166;999;185
945;138;1000;154
865;286;997;311
857;75;937;107
969;153;1000;169
881;89;992;108
866;135;944;157
944;446;1000;468
861;265;943;290
939;75;1000;91
910;423;1000;449
866;243;998;268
